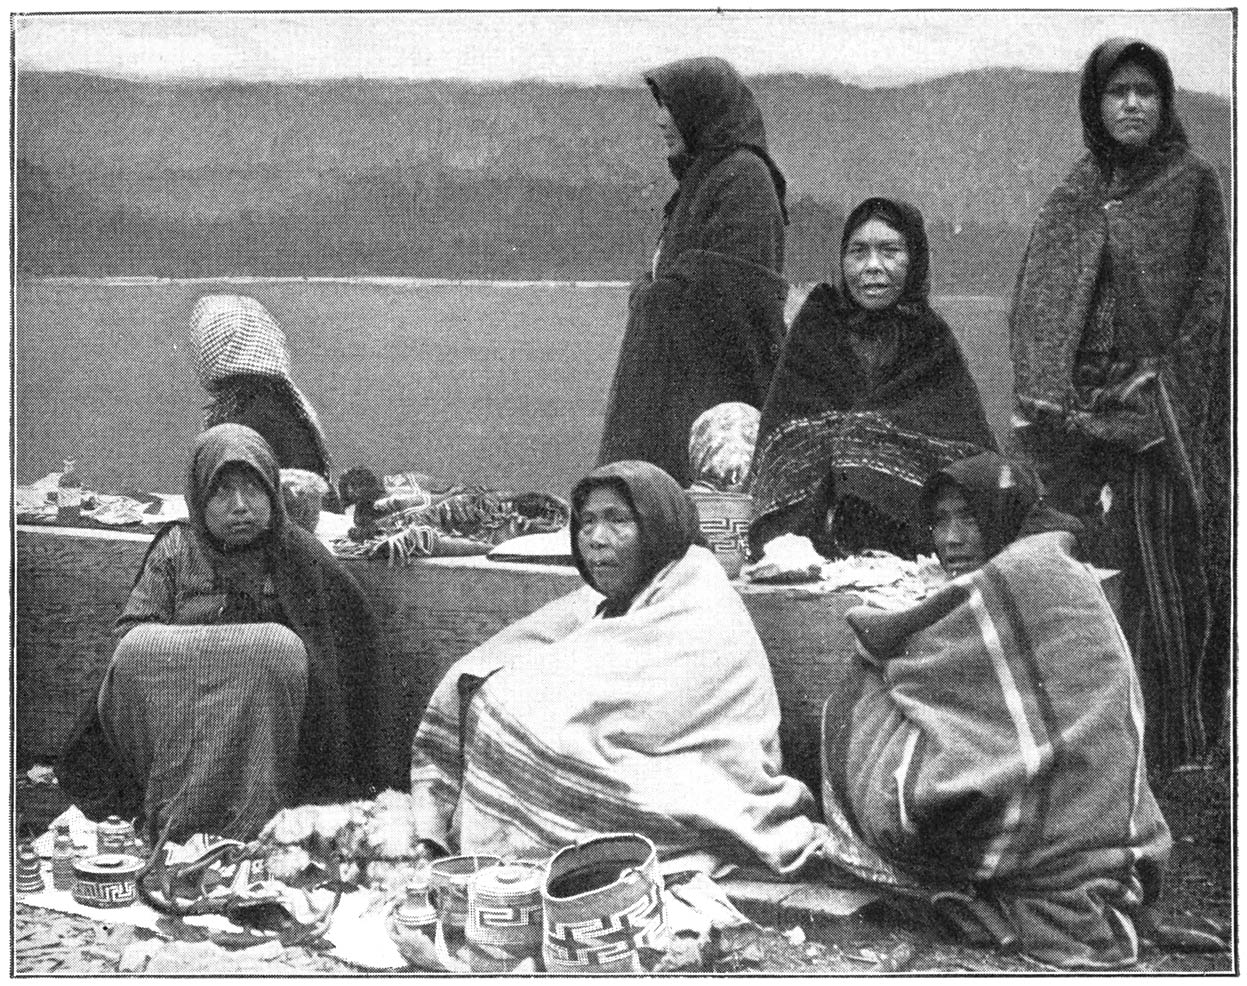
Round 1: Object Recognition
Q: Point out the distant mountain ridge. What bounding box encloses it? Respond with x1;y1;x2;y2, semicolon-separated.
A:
15;68;1231;286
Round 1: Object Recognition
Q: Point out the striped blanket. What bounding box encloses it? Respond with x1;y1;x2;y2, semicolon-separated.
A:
409;546;823;874
821;531;1172;968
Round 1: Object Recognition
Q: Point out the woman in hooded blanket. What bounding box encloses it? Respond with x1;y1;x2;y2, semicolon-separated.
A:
820;452;1173;968
598;57;788;486
193;294;338;509
409;460;823;874
59;424;393;843
1008;39;1230;770
750;197;996;559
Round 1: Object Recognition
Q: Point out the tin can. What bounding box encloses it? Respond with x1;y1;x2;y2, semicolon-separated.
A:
72;854;143;908
96;816;131;856
466;862;545;972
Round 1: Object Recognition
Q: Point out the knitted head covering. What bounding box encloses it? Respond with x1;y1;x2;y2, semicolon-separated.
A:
839;197;931;309
185;423;287;547
688;402;760;493
918;452;1082;562
1079;38;1188;163
571;461;702;612
645;56;787;219
191;294;330;467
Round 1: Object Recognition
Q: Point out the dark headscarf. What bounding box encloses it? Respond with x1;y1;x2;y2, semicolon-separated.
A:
918;452;1083;562
839;197;931;309
186;422;286;547
646;56;787;222
1079;38;1188;169
571;460;702;616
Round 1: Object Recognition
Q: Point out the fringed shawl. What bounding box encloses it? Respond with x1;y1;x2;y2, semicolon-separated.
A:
750;280;995;554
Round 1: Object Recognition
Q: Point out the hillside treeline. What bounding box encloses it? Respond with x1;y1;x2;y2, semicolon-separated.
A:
17;158;1029;291
15;68;1227;290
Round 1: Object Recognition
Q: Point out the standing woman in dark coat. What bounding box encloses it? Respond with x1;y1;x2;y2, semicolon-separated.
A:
599;57;787;486
1009;39;1230;770
750;198;996;559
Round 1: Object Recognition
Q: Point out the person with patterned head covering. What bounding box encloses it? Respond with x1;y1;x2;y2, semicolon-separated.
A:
1008;39;1230;770
820;451;1175;969
599;57;788;485
750;197;996;561
58;425;393;843
687;401;760;494
192;295;336;511
409;461;823;873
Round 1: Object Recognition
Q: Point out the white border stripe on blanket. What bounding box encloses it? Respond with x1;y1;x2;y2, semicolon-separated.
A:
892;725;922;837
969;586;1041;880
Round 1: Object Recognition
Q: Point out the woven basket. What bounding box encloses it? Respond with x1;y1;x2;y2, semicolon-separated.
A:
542;833;667;974
687;489;752;580
429;854;502;931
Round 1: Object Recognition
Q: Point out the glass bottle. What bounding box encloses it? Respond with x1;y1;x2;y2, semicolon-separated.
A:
56;458;81;525
51;824;75;891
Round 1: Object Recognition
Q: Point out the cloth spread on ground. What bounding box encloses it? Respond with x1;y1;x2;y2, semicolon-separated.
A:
409;544;824;874
58;425;397;842
599;58;786;485
751;199;996;558
820;530;1171;968
1008;38;1229;766
193;294;332;482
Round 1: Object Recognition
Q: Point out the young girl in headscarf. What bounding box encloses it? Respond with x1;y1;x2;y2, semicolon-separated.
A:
59;424;390;843
821;452;1174;968
599;58;788;485
1008;39;1230;769
750;197;996;559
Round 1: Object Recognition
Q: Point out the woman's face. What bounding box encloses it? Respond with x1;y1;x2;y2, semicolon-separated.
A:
655;104;687;159
205;463;272;546
843;217;910;310
578;485;645;602
931;486;987;577
1100;61;1161;147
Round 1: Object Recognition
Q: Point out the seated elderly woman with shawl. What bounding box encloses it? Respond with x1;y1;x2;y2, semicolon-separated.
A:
750;197;995;560
409;460;822;874
819;452;1175;968
59;425;392;844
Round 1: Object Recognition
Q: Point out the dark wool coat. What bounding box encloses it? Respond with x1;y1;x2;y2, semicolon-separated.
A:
59;425;400;823
599;58;787;485
1008;38;1231;762
750;199;996;556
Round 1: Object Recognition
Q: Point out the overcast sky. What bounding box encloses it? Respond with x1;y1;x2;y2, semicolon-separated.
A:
13;9;1234;97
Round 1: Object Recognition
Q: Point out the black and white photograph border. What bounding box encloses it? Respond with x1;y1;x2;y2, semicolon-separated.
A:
10;3;1238;976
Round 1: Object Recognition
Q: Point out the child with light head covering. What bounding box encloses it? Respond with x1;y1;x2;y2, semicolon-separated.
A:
192;295;335;517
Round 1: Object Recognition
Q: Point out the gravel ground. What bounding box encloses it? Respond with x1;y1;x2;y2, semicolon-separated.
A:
13;756;1233;975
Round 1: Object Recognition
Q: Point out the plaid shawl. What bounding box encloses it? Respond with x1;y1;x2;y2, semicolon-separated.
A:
822;531;1171;968
750;410;987;555
751;265;995;555
409;546;823;873
192;294;331;473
